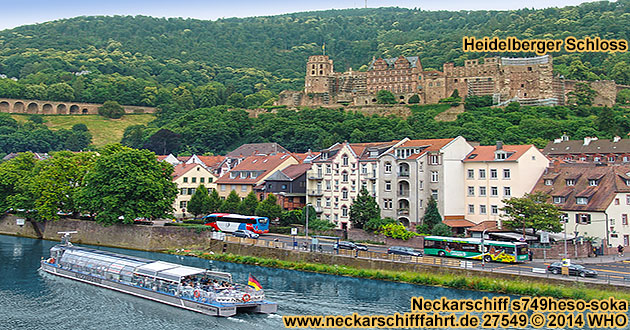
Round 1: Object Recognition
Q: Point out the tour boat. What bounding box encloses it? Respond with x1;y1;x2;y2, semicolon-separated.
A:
39;232;277;317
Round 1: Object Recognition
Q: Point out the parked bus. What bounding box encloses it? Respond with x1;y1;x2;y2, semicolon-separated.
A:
202;213;270;234
423;236;528;263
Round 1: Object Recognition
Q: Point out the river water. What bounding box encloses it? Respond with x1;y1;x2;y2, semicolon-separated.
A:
0;234;505;329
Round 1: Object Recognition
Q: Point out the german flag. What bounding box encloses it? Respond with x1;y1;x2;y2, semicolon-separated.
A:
248;274;262;291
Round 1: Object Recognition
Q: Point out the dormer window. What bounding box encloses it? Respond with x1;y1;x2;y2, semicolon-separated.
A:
553;196;565;204
588;179;598;186
240;172;248;179
251;172;259;178
230;172;237;179
321;153;329;160
566;179;576;186
576;197;588;205
544;179;553;186
495;152;507;160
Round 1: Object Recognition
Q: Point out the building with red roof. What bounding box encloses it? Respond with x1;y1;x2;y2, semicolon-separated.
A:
463;142;549;225
171;162;218;218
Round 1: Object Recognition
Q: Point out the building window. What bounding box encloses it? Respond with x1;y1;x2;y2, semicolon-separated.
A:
191;177;197;183
342;206;348;217
566;179;576;186
429;155;439;165
576;197;588;205
220;185;226;191
383;199;392;209
361;164;368;174
467;169;474;179
342;171;349;182
342;189;348;199
479;186;487;197
553;196;565;204
503;169;511;179
431;189;438;200
479;169;486;179
589;179;598;186
479;205;487;215
241;185;247;192
200;177;205;183
231;185;236;191
468;204;475;214
431;171;439;182
384;162;392;173
342;155;349;166
490;169;497;179
627;195;630;205
503;186;511;197
180;188;186;195
385;181;392;191
467;186;475;196
576;213;591;224
544;179;553;185
490;186;498;197
615;198;620;205
623;214;628;225
179;201;187;209
491;205;498;215
183;177;188;183
326;164;332;174
230;172;237;179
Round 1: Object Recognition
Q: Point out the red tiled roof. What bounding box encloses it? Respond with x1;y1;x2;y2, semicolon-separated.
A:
196;155;225;169
172;163;204;180
531;163;630;212
464;145;534;162
280;163;312;180
443;219;476;228
216;153;296;184
156;155;168;161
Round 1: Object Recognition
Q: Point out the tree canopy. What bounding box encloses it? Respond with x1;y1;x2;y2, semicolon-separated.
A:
349;187;380;229
501;192;563;234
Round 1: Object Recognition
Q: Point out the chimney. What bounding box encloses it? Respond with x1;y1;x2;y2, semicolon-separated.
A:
562;133;569;141
496;141;503;150
614;136;621;143
583;137;591;146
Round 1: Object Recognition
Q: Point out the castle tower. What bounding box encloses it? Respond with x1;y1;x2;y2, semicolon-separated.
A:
305;55;334;94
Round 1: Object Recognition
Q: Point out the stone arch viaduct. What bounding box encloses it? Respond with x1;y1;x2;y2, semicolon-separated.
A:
0;98;156;115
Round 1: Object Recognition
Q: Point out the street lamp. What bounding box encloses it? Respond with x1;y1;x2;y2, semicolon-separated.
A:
305;203;312;239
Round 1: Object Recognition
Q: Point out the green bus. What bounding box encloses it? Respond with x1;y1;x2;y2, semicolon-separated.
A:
423;236;529;263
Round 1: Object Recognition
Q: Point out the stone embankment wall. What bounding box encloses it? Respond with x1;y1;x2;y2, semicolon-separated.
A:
0;98;156;115
1;215;624;292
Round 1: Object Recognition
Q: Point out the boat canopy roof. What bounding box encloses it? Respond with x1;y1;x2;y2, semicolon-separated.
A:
59;246;226;283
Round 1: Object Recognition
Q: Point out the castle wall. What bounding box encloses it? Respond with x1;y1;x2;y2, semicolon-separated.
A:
0;98;155;115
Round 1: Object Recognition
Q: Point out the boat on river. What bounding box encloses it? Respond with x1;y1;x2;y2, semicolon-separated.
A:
39;232;277;317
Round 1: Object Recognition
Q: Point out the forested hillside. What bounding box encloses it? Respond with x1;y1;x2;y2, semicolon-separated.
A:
0;1;629;109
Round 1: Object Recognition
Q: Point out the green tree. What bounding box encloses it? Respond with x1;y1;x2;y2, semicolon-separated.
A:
47;83;75;101
280;209;303;226
143;129;181;155
349;187;380;229
238;191;259;215
98;100;125;119
407;94;420;104
419;196;442;233
364;217;397;232
567;82;596;106
220;190;241;213
501;192;563;234
376;90;396;104
0;153;37;211
430;222;452;236
75;144;178;225
187;184;212;218
596;107;616;135
31;151;96;221
226;92;245;108
255;193;282;220
617;89;630;105
208;188;222;213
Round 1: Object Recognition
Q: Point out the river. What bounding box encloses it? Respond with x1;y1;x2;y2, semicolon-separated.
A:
0;234;506;329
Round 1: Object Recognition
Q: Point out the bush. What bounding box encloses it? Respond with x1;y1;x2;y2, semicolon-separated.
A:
380;222;419;240
98;101;125;119
364;217;397;232
29;114;44;124
430;223;452;236
408;94;420;104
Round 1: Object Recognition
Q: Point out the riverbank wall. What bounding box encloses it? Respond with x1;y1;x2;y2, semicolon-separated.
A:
1;215;627;294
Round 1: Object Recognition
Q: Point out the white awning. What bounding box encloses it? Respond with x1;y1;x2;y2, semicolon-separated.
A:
489;232;537;241
134;261;179;276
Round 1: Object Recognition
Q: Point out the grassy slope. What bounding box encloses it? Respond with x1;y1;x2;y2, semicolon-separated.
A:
11;114;154;147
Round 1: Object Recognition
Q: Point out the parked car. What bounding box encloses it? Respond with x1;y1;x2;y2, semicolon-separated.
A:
547;262;598;277
334;241;368;251
387;246;422;256
133;217;154;225
233;229;259;239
